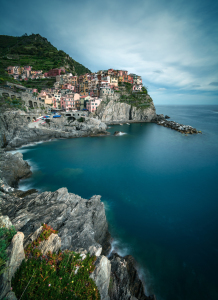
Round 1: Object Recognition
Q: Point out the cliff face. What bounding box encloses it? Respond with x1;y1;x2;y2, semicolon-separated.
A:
96;99;156;123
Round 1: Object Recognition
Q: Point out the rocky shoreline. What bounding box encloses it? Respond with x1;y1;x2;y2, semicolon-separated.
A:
0;133;155;299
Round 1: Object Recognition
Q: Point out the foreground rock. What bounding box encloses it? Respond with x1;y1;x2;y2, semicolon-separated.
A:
152;114;200;134
109;253;156;300
0;111;108;150
0;188;111;256
0;150;31;187
96;100;156;123
0;232;25;300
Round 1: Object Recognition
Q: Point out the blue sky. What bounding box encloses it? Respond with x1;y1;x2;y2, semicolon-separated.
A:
0;0;218;104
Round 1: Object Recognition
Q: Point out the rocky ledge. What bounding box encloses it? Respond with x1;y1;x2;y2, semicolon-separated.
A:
152;114;201;134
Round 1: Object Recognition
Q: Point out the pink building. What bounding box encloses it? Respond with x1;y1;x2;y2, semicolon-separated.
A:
61;93;80;111
86;97;102;112
32;89;38;93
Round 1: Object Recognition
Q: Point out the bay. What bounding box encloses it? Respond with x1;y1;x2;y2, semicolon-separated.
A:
18;105;218;300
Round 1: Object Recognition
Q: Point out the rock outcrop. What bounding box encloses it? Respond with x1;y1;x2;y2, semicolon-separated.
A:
0;188;111;256
109;253;155;300
0;111;108;150
96;99;156;123
0;150;31;187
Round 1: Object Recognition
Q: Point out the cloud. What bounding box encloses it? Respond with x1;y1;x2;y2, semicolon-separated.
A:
157;88;166;91
0;0;218;104
209;82;218;86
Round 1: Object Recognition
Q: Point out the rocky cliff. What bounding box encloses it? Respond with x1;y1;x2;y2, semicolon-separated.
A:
0;111;108;150
96;99;156;123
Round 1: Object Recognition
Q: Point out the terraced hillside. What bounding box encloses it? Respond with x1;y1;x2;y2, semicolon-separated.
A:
0;33;91;85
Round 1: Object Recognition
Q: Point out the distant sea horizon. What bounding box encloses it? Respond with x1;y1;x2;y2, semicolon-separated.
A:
16;105;218;300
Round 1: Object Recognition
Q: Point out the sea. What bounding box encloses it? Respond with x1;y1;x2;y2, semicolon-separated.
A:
15;105;218;300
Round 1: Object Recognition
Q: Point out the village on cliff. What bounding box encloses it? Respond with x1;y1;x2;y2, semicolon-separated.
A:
5;66;144;112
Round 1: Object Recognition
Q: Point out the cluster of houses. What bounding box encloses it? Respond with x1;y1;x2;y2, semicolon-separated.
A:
6;66;66;81
6;67;144;112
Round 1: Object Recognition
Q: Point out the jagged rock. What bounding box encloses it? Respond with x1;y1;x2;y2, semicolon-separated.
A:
165;115;170;119
90;255;111;300
0;150;31;187
0;188;111;255
0;232;25;300
0;215;12;229
108;253;155;300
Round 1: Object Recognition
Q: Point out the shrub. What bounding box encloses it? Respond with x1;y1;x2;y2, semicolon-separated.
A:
11;224;100;300
0;225;17;275
78;117;85;122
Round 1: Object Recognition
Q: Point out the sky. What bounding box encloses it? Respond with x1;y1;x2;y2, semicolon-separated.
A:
0;0;218;105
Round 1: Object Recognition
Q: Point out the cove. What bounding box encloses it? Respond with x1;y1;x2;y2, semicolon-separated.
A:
18;105;218;300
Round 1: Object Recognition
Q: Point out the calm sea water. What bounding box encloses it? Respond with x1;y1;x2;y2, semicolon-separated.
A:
17;105;218;300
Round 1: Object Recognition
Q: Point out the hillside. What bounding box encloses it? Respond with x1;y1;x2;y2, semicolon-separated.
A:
0;33;91;84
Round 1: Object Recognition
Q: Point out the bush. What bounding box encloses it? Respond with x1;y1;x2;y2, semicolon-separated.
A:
0;225;17;275
78;117;85;122
11;224;100;300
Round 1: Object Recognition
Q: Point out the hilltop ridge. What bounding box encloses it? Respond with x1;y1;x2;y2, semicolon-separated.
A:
0;33;91;83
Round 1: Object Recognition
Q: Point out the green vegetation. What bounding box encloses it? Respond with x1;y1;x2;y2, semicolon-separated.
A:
0;96;27;112
0;225;17;275
118;83;152;108
11;224;99;300
0;33;91;87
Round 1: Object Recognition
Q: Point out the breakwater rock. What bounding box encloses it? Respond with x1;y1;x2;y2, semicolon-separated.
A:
152;114;200;134
0;111;108;150
96;100;156;123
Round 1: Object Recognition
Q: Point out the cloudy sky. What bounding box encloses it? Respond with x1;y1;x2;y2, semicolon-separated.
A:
1;0;218;104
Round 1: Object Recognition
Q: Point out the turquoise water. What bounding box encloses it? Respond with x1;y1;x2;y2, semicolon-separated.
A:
18;105;218;300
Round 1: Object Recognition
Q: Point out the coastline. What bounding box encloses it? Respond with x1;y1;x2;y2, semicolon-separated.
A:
0;138;156;300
